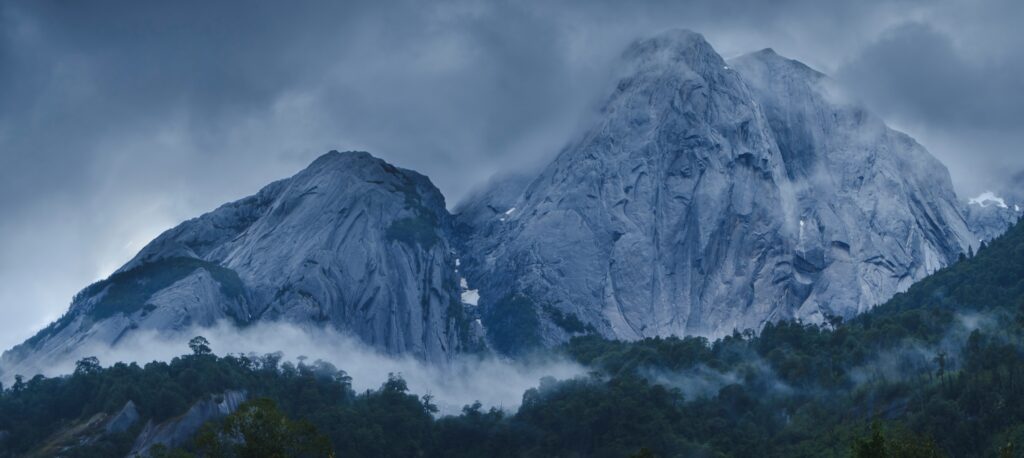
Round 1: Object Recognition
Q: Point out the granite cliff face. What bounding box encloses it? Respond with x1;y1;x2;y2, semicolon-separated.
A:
729;48;973;321
455;30;974;352
2;151;479;376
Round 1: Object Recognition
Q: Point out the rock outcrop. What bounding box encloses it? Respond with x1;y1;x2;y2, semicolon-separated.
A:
106;400;141;435
129;390;247;457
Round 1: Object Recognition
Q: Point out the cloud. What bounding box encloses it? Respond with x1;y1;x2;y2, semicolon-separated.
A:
846;311;1003;386
5;321;585;415
836;20;1024;195
642;358;792;401
839;23;1022;129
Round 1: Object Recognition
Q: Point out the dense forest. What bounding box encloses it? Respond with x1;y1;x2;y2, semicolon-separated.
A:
2;218;1023;457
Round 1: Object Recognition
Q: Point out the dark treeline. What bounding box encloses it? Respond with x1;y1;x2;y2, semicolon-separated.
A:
2;219;1024;457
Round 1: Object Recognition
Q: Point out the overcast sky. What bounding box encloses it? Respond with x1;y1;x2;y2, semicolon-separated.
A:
1;0;1022;351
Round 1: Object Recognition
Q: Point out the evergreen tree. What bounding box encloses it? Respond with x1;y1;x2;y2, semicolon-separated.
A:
194;398;331;458
188;336;212;356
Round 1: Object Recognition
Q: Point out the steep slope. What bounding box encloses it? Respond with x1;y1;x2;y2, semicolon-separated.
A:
456;30;974;353
728;49;974;319
2;151;478;377
129;390;247;456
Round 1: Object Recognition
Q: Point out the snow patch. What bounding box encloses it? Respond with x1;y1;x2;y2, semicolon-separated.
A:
461;289;480;306
459;276;479;305
969;191;1009;209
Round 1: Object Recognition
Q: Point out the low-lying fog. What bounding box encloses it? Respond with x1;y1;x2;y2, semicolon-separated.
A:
10;321;584;415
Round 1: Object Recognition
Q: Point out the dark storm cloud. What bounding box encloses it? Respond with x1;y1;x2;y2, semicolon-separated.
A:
839;22;1024;129
0;0;1021;350
835;16;1024;193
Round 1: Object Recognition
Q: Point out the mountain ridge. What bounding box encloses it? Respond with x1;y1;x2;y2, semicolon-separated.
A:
1;29;993;374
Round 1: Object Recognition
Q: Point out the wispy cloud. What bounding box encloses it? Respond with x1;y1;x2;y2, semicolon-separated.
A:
6;321;584;415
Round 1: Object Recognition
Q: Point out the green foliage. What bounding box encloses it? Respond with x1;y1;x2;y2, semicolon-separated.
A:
852;422;943;458
0;339;355;457
565;333;715;376
193;398;331;458
188;336;212;356
381;165;445;250
483;294;542;355
513;375;697;457
321;373;439;457
81;257;245;320
74;356;102;376
541;303;595;335
385;216;440;248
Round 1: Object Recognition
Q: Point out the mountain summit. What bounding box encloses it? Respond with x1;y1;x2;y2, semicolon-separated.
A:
454;29;974;352
2;151;480;376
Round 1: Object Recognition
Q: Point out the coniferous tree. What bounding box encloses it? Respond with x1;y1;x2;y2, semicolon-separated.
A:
188;336;212;356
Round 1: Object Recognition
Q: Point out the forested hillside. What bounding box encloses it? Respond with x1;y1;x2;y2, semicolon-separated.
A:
2;219;1022;457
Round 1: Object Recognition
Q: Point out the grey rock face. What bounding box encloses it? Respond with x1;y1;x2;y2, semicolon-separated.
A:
455;31;974;352
729;49;974;320
105;400;141;434
3;151;477;376
129;390;247;457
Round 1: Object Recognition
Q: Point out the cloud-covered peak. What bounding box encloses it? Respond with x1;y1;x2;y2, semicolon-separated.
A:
622;28;723;69
730;48;826;82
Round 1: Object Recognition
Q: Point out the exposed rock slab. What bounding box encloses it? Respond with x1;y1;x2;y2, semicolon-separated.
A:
128;390;247;457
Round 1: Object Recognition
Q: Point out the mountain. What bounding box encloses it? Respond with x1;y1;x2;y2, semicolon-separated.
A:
1;30;985;371
728;49;974;315
5;218;1023;457
455;30;974;353
1;151;481;377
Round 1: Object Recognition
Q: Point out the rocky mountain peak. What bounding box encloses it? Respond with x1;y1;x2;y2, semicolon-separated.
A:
623;29;717;64
306;151;440;197
455;35;975;353
614;29;745;104
734;48;825;81
2;151;479;377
